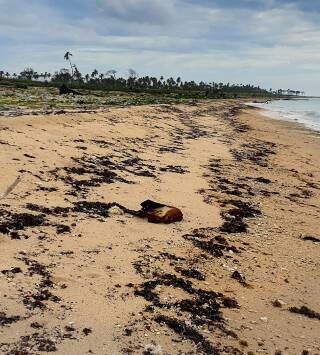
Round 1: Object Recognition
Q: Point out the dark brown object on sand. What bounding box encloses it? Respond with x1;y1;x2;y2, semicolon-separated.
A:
139;200;183;224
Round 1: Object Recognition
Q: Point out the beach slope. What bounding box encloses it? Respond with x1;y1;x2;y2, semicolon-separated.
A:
0;101;319;354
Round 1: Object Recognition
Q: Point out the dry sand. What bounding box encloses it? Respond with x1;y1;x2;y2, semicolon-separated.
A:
0;100;319;354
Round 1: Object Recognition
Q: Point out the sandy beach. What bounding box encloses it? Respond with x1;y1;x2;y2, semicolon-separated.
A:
0;100;319;354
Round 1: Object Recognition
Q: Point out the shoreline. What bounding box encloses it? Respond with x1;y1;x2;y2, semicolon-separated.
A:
0;100;319;354
248;104;320;137
245;99;320;134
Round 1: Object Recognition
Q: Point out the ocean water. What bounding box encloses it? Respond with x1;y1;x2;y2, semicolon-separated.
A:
248;98;320;132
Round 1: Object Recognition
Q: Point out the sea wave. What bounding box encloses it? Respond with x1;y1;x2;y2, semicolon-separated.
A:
247;99;320;132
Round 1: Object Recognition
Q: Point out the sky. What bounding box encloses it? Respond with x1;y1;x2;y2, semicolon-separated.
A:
0;0;319;94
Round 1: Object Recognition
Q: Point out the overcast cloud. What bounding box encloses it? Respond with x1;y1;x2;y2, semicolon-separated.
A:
0;0;319;94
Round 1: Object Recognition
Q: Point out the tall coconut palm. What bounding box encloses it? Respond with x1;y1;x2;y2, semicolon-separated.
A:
106;69;117;79
64;51;74;78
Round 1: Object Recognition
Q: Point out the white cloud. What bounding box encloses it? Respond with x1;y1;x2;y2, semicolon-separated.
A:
95;0;175;24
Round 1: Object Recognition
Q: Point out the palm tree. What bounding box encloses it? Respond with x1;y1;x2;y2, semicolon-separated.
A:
64;51;74;78
106;69;117;79
91;69;98;79
73;65;82;81
128;68;137;79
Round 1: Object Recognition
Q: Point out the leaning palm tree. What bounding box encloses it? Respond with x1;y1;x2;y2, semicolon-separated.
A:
64;51;74;78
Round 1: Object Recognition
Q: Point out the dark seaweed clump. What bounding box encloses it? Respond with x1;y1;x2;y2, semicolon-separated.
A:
1;267;22;275
0;312;21;326
72;201;138;217
26;201;138;220
220;200;261;234
220;218;248;234
134;273;194;306
175;267;206;281
19;257;60;310
183;233;239;257
49;154;133;196
231;140;276;167
134;273;238;326
23;289;61;310
289;306;320;320
8;333;57;353
0;210;45;235
159;165;188;174
26;203;69;216
155;315;216;354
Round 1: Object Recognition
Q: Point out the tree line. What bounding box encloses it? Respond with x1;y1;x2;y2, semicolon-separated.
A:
0;52;305;97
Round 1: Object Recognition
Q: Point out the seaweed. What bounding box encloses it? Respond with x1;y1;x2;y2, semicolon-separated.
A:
155;315;217;354
289;306;320;320
220;218;248;234
0;312;21;326
183;234;239;257
175;267;206;281
0;211;45;235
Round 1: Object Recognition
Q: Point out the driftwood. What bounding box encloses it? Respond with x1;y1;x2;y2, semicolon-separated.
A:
59;84;84;96
0;176;21;199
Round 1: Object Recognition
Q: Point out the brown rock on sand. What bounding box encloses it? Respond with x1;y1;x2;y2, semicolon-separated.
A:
138;199;183;224
146;205;183;224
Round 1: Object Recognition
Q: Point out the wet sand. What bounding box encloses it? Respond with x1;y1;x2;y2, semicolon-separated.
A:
0;100;319;354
